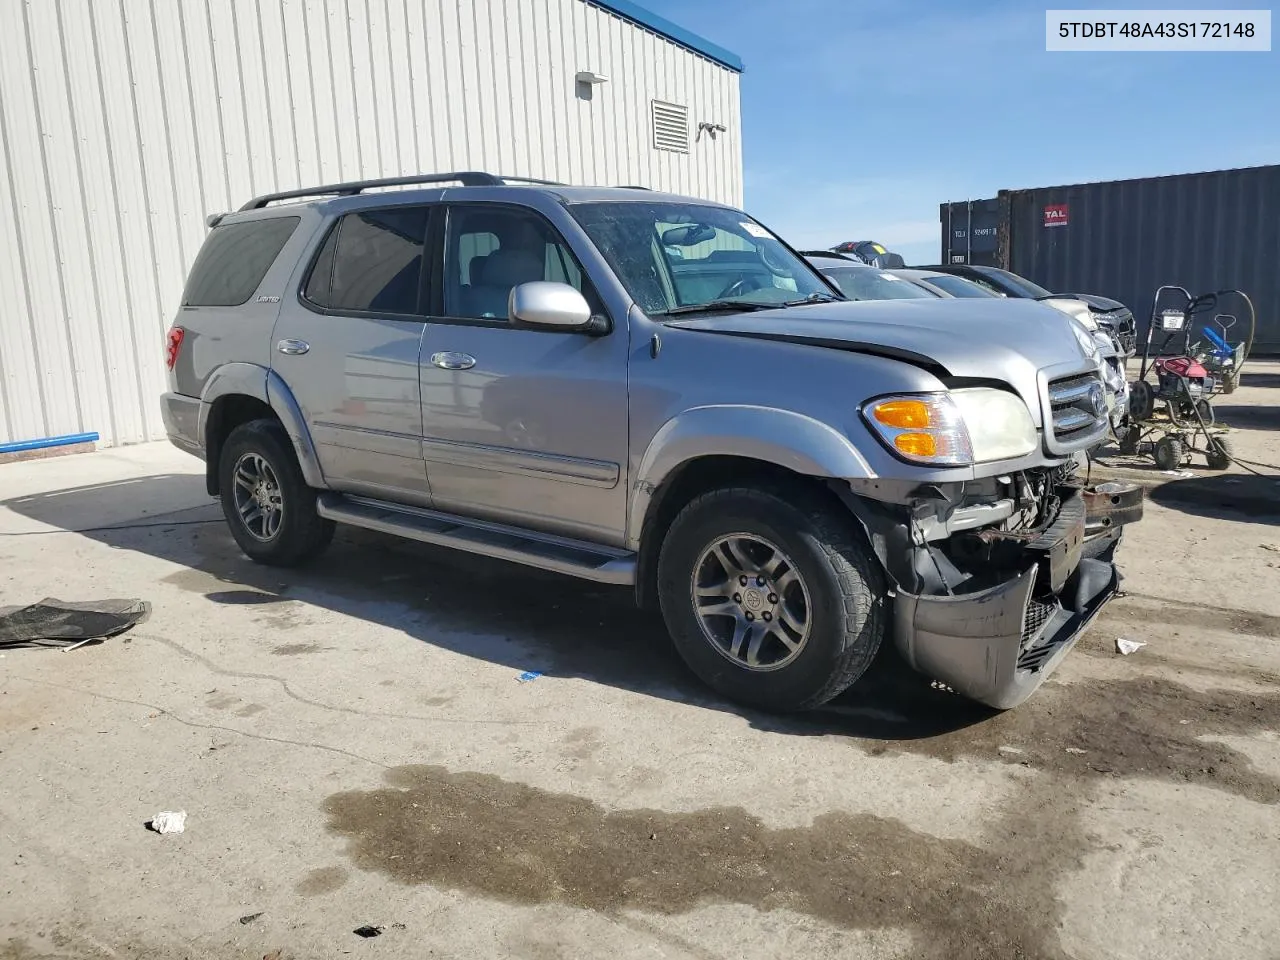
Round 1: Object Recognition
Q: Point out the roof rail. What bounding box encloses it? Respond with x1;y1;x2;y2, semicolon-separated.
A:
239;172;565;210
617;184;652;190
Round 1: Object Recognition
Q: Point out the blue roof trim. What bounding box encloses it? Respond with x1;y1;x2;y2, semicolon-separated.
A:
587;0;744;72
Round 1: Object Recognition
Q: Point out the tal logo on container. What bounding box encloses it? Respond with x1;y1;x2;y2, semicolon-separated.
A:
1043;204;1069;228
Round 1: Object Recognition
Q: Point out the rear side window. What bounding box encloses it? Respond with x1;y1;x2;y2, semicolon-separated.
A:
182;217;299;306
304;207;427;315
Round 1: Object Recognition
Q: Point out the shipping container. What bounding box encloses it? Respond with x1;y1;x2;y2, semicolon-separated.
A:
939;198;1001;267
939;165;1280;354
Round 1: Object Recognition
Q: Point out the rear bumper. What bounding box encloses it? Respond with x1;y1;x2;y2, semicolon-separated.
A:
892;486;1136;709
161;392;204;460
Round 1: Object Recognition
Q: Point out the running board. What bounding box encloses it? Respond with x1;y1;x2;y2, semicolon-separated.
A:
315;493;637;585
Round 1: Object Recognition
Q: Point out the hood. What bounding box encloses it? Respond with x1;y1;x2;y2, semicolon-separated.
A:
1067;292;1129;313
667;297;1100;425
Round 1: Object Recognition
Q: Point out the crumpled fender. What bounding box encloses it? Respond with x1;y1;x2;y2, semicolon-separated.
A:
627;404;874;548
198;362;325;489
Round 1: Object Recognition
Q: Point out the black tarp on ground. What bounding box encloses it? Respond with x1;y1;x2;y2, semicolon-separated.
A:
0;598;150;647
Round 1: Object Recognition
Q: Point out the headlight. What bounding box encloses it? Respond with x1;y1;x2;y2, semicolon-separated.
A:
863;389;1037;466
951;388;1039;462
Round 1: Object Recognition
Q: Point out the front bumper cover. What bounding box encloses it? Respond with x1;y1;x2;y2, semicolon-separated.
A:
891;486;1137;709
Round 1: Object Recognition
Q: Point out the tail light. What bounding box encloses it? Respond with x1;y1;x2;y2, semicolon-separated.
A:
166;326;185;371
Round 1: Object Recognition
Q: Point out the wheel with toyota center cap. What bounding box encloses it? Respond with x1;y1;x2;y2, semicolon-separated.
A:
656;483;886;712
218;418;334;566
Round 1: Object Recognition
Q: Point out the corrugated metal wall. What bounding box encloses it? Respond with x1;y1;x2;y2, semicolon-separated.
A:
939;166;1279;355
0;0;743;448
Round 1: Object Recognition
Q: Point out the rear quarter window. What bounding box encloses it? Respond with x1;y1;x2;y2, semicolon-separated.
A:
182;217;300;307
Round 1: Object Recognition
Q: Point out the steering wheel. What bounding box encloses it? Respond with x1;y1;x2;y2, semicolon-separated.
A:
717;275;764;299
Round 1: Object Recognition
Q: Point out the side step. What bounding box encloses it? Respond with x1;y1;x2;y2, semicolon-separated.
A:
315;493;637;585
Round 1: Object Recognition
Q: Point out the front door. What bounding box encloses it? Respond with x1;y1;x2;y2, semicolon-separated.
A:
418;203;629;545
271;206;431;505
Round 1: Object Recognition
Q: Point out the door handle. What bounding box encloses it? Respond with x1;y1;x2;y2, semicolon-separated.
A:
277;339;310;356
430;351;476;370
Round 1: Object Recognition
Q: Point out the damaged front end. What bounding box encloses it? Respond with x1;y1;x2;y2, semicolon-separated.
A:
842;469;1144;709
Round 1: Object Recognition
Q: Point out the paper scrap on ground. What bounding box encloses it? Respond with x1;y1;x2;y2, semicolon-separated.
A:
149;810;186;834
1115;637;1146;656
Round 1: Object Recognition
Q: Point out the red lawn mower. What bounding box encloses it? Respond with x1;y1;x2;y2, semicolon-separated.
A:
1118;285;1255;471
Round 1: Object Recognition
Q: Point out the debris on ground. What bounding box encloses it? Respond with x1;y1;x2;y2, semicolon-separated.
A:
262;951;282;960
1065;747;1088;755
239;913;263;925
353;925;383;938
147;810;187;834
1116;637;1147;656
0;598;150;649
1262;544;1280;553
515;671;542;683
997;745;1025;756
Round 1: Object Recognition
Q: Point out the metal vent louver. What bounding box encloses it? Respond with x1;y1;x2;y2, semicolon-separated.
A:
651;100;689;153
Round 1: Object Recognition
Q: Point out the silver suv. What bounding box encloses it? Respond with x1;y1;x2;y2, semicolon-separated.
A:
162;172;1141;713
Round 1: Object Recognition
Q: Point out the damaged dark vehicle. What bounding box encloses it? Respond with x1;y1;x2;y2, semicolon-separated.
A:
161;175;1142;714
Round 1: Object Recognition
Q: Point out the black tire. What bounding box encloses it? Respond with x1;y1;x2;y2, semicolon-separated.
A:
1153;436;1183;472
1129;380;1155;422
656;484;886;713
1206;433;1234;471
218;418;334;566
1117;423;1141;455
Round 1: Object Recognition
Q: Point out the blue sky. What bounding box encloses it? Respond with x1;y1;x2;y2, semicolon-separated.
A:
641;0;1279;263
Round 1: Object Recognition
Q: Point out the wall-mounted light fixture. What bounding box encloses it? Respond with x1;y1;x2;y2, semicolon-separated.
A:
575;70;609;101
697;121;727;140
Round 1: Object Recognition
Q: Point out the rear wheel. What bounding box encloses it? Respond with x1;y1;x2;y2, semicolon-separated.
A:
218;419;334;566
657;484;885;713
1206;433;1234;471
1128;380;1155;421
1153;436;1183;472
1117;422;1142;455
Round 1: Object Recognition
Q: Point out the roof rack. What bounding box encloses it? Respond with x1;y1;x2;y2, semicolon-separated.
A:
239;172;566;210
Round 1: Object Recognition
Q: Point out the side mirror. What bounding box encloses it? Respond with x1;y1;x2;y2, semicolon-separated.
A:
509;282;608;334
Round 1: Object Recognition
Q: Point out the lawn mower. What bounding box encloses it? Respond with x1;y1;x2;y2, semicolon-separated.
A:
1118;285;1256;471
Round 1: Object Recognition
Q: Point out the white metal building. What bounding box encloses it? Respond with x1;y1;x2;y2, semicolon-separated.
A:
0;0;743;451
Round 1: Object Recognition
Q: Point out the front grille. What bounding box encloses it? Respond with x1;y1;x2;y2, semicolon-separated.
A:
1047;373;1107;444
1018;599;1064;672
1021;599;1056;647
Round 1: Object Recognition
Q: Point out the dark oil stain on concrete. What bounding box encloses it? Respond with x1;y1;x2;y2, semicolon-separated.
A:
235;704;266;718
837;675;1280;806
323;766;1078;960
295;865;349;896
419;694;455;708
1103;593;1280;640
270;643;326;656
205;695;239;711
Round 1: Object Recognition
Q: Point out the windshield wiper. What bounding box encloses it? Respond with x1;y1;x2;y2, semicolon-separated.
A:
782;292;844;306
658;300;779;317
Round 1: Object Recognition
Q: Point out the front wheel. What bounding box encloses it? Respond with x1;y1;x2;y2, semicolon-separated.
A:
218;419;335;566
656;485;886;713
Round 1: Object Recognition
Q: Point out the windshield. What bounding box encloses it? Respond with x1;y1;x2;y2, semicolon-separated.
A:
977;267;1053;299
819;266;936;301
924;274;1001;298
569;201;835;316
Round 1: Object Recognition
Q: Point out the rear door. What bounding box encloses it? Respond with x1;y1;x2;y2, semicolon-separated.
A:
271;204;432;504
416;203;630;545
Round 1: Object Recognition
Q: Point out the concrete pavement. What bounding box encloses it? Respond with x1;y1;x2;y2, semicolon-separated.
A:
1;387;1278;959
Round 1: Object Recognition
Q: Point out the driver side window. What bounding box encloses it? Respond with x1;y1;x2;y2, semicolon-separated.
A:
444;206;595;321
